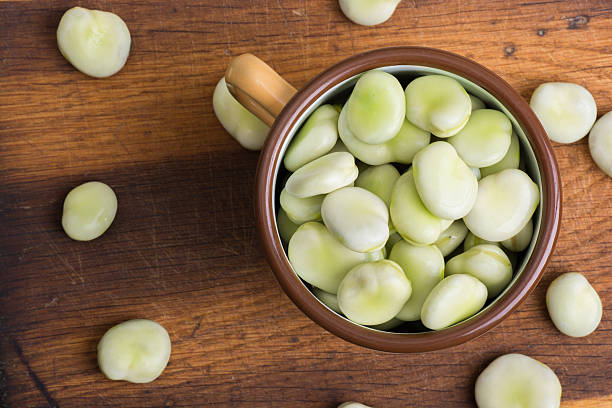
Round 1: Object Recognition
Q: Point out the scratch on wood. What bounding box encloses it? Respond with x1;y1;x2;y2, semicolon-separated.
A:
276;0;291;35
11;338;59;408
191;315;203;337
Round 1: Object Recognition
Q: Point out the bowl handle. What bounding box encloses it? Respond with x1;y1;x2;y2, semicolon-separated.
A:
225;54;297;127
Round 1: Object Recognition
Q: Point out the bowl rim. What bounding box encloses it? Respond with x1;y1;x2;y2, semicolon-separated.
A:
254;46;561;353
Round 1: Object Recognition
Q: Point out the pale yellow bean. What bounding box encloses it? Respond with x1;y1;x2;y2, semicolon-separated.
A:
389;240;444;321
285;152;358;198
421;274;487;330
475;354;562;408
322;187;389;253
98;319;171;383
283;104;339;172
337;260;412;325
546;273;602;337
213;78;270;150
57;7;131;78
288;222;383;294
62;181;117;241
446;244;512;299
435;220;469;257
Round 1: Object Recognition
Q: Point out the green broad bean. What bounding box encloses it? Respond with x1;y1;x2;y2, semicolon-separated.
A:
338;0;401;26
447;109;512;167
283;104;339;172
480;132;520;178
345;70;405;144
276;207;300;243
412;141;478;219
62;181;117;241
546;273;602;337
339;104;430;165
530;82;597;144
285;152;358;198
389;240;444;321
435;220;469;257
321;187;389;252
337;260;412;325
354;164;400;206
421;274;487;330
475;354;562;408
464;169;540;242
213;78;270;150
279;188;324;224
501;218;533;252
588;111;612;177
312;287;342;313
338;403;373;408
97;319;171;383
446;244;512;299
57;7;131;78
390;169;453;245
405;75;472;137
469;94;486;111
463;231;498;251
288;222;383;294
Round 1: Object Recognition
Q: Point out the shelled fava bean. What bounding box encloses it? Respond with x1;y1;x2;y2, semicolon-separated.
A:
279;70;541;330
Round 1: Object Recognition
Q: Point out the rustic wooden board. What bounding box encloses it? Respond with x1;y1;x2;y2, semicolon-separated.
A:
1;1;610;407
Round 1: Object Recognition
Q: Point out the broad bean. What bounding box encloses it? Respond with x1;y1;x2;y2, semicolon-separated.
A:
420;274;487;330
435;220;469;257
280;188;324;224
339;106;430;165
337;260;412;325
446;244;512;298
97;319;171;383
390;169;453;245
389;240;444;321
213;78;270;150
345;71;405;144
338;0;401;26
464;169;539;242
463;231;498;251
475;354;561;408
288;222;383;294
321;187;389;252
405;75;472;137
447;109;512;167
285;152;358;198
546;273;602;337
62;181;117;241
57;7;131;78
469;94;486;111
501;219;533;252
588;111;612;177
530;82;597;144
354;164;400;206
284;105;339;171
313;287;342;313
480;132;520;178
412;141;478;219
276;207;300;243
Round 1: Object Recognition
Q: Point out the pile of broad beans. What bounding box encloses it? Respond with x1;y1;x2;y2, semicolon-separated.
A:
277;70;540;331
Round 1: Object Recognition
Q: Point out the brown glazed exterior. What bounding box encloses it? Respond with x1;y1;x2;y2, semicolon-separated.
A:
254;47;561;353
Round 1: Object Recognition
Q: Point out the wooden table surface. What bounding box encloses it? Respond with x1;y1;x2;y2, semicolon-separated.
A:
1;1;611;407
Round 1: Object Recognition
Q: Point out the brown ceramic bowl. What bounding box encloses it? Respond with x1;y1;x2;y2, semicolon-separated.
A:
225;47;561;352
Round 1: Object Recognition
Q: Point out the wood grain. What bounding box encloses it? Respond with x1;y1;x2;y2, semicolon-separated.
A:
1;1;610;407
